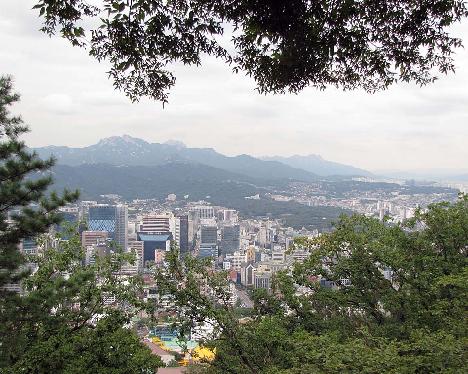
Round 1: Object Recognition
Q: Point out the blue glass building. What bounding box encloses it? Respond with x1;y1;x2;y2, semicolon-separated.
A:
88;204;128;249
136;232;172;264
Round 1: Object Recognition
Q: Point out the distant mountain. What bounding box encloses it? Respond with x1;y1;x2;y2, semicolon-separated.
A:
48;162;261;200
263;154;372;177
44;162;347;230
34;135;318;182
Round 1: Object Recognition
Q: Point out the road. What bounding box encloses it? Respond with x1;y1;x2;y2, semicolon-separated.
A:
236;288;254;309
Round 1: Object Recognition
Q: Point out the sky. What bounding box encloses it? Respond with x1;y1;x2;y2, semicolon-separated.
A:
1;1;468;173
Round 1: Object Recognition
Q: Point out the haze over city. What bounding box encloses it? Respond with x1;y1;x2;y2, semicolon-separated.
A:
1;1;468;172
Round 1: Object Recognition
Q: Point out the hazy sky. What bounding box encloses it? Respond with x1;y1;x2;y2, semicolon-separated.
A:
1;1;468;172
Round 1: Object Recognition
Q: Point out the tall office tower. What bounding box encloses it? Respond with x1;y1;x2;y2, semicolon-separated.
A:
219;224;240;255
136;232;172;265
199;244;218;259
56;207;80;237
199;224;218;259
88;204;128;250
257;227;268;247
139;213;173;234
127;220;137;238
188;210;199;243
58;207;80;221
88;205;116;233
201;224;217;246
223;209;238;223
82;231;108;248
128;238;144;270
175;215;189;253
191;205;214;220
115;204;128;249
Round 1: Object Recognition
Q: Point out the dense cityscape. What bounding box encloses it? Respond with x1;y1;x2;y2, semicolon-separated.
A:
2;1;467;373
11;173;462;369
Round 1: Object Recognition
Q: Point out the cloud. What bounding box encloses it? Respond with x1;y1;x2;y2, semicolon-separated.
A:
80;91;129;107
41;94;75;115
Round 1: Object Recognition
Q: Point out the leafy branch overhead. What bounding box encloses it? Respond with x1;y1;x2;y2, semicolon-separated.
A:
34;0;468;102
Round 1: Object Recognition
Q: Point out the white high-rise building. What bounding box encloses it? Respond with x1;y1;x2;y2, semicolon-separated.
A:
222;209;238;223
191;205;214;220
115;204;128;250
82;231;108;248
128;238;144;270
139;213;174;234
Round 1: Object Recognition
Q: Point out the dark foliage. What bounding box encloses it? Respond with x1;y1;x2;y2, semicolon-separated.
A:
0;76;162;373
0;75;78;298
34;0;468;102
158;196;468;373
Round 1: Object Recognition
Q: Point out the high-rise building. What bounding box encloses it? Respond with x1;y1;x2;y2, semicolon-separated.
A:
88;205;115;232
115;204;128;249
245;246;256;263
200;224;217;246
219;224;240;255
56;207;80;238
175;215;189;253
137;232;172;265
188;210;199;244
191;205;214;220
128;238;144;270
221;209;237;223
82;231;108;248
199;224;218;259
199;245;218;259
139;213;173;234
240;263;256;287
257;227;268;246
88;204;128;249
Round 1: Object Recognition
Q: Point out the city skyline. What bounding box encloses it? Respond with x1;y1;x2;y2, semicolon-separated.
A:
1;1;468;171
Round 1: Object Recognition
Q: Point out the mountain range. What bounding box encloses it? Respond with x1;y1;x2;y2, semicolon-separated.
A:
34;135;372;180
263;155;373;177
45;162;349;230
31;136;455;230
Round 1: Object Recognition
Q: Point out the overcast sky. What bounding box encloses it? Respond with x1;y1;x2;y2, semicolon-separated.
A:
1;1;468;172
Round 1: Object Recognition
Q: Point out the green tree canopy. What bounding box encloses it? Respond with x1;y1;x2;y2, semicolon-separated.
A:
0;76;163;373
158;195;468;373
34;0;468;102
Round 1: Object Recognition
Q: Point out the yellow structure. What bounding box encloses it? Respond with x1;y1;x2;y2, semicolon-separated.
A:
178;358;189;367
191;346;216;362
151;337;167;349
